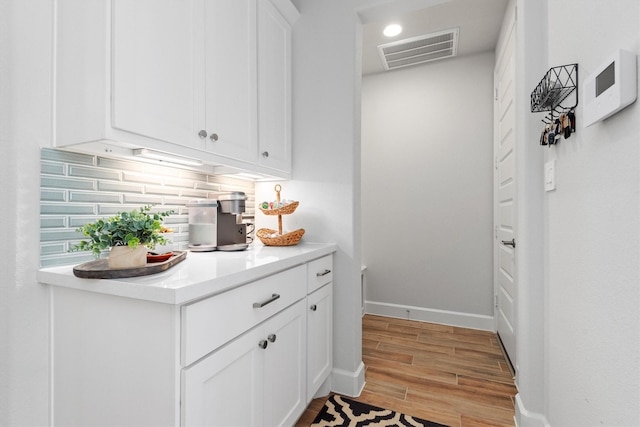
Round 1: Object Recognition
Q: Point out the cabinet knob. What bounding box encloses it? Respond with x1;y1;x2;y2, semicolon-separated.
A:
262;151;269;158
267;333;277;343
198;130;207;139
310;304;317;312
210;133;219;142
258;340;268;350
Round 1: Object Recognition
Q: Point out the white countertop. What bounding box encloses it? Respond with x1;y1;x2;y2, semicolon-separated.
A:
37;242;337;305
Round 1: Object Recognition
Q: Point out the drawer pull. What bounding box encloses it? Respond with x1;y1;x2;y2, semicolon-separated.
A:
258;340;268;349
268;334;277;343
316;269;331;277
253;293;281;308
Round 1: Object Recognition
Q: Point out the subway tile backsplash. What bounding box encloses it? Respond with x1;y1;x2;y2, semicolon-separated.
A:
40;148;255;268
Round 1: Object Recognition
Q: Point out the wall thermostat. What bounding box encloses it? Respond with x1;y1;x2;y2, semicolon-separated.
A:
583;49;637;127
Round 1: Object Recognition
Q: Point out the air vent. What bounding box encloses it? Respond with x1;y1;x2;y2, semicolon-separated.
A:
377;28;459;71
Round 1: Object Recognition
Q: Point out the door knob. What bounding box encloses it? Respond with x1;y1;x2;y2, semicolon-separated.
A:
267;334;277;343
310;304;317;312
501;238;516;248
258;340;268;349
262;151;269;158
198;130;207;139
210;133;218;142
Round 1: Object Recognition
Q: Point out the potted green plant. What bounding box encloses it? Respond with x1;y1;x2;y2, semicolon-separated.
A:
71;205;174;269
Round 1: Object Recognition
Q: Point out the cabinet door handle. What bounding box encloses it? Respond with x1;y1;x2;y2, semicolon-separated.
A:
267;334;277;343
210;133;218;142
316;269;331;277
253;293;280;308
310;304;317;312
258;340;268;350
198;130;207;139
262;151;269;158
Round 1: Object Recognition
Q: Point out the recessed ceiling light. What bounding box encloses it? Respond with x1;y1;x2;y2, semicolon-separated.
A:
383;24;402;37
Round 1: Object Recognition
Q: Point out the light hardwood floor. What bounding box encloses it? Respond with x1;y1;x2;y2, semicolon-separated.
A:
296;314;517;427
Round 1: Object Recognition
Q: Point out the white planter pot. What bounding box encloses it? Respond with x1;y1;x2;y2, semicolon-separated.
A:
108;245;147;269
153;232;174;254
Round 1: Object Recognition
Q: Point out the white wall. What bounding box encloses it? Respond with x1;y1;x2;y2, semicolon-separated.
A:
514;1;640;426
543;1;640;425
361;53;495;328
257;0;366;396
0;1;52;425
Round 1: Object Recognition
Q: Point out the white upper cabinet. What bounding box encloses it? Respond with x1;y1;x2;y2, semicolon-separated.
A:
202;0;257;163
257;0;293;173
112;0;202;150
53;0;298;179
113;0;257;159
54;0;109;147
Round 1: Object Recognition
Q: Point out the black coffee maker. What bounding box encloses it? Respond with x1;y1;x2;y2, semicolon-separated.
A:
215;192;249;251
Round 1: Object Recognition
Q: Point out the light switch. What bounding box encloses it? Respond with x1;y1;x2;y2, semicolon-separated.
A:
545;160;556;192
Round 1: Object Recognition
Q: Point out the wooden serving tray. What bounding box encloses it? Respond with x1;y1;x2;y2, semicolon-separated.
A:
73;251;187;279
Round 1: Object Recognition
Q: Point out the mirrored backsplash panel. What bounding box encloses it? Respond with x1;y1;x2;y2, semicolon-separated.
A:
40;148;255;267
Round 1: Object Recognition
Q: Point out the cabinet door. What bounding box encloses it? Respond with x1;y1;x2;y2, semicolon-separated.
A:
203;0;257;162
181;326;264;427
307;284;333;400
257;0;292;173
54;0;109;147
111;0;203;150
263;300;307;427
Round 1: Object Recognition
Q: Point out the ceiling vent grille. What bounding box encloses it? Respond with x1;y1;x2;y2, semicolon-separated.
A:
377;28;459;71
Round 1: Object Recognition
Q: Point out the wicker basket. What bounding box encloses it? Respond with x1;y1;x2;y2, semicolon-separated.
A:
259;201;299;216
257;228;305;246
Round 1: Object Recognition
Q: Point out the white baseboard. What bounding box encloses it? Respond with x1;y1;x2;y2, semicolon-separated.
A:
312;376;332;400
365;300;495;331
330;362;365;397
514;394;549;427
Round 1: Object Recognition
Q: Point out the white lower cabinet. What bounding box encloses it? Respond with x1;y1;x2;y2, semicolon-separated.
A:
183;324;263;427
306;284;333;400
50;254;333;426
182;300;306;427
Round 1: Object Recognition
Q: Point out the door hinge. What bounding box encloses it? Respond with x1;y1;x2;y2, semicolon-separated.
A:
495;294;499;308
495;225;498;239
495;87;499;101
495;156;498;170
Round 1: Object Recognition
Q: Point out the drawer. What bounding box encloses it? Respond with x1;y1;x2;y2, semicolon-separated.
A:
307;255;333;294
181;265;306;366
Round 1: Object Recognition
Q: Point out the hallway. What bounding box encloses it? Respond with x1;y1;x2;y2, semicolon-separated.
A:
297;315;516;426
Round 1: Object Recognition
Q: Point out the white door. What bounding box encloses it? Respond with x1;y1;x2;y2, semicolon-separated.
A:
494;17;517;365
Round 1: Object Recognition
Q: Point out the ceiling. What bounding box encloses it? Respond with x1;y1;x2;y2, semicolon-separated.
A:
361;0;509;75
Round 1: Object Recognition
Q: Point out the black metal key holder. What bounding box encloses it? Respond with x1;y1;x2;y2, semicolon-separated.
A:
531;64;578;146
